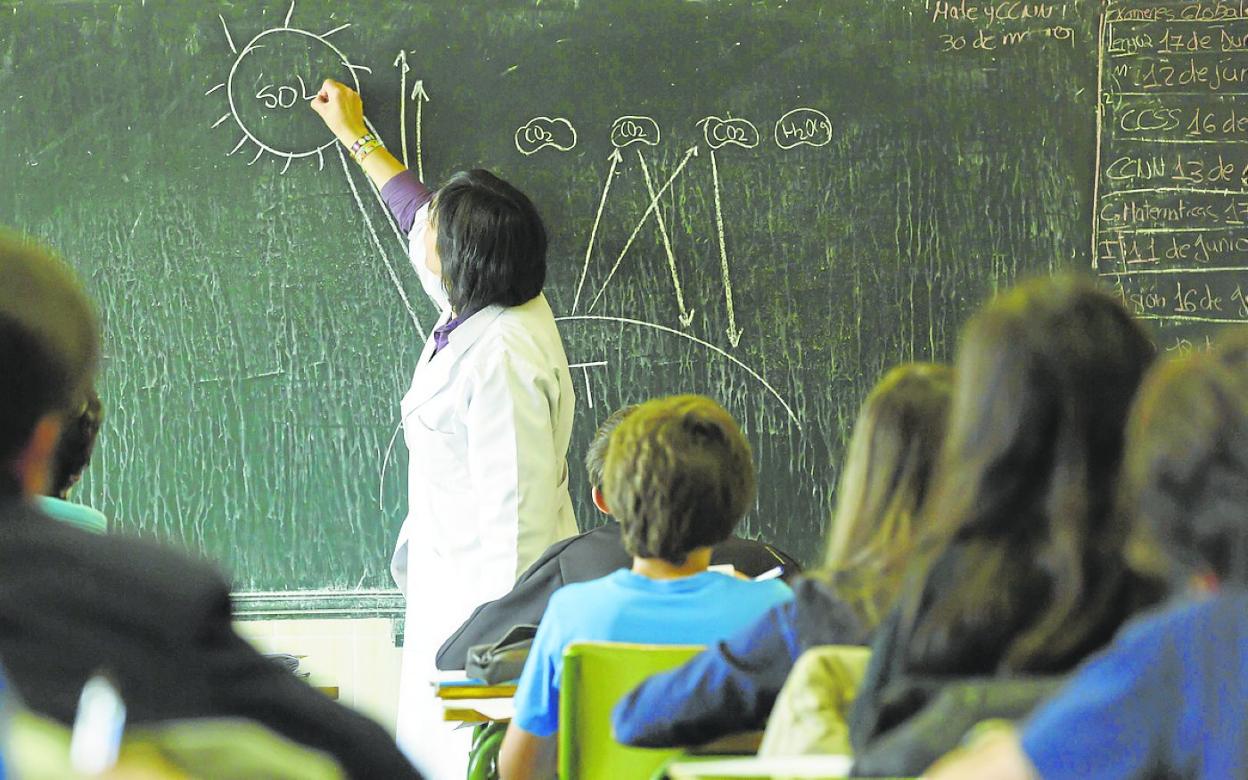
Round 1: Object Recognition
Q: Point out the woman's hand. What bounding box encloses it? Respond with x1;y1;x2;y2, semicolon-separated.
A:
309;79;368;146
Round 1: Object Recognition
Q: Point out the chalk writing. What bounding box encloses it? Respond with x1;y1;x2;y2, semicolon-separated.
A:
698;116;760;150
1097;0;1248;337
610;116;661;148
774;108;833;149
514;116;578;155
926;0;1077;51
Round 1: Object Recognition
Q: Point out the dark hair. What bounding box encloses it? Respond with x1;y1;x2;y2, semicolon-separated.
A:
820;363;953;629
432;170;547;314
0;231;98;496
584;404;640;489
1122;337;1248;585
901;275;1156;674
49;390;104;499
603;395;755;565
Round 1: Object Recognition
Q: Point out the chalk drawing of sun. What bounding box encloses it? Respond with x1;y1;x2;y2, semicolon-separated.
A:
206;1;371;173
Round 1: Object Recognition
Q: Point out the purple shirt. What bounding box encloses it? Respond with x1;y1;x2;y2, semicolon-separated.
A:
382;170;464;354
380;170;434;236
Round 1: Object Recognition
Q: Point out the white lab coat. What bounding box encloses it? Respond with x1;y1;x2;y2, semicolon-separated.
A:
391;212;578;778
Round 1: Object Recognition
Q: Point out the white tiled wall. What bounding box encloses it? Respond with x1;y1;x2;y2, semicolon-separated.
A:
234;618;403;734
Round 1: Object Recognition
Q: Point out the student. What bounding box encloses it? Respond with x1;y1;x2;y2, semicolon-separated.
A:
310;81;579;774
436;403;801;671
37;390;107;533
497;395;793;780
849;277;1166;758
0;231;422;779
925;336;1248;780
612;363;952;748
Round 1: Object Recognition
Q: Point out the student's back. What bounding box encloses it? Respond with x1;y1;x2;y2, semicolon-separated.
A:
515;569;789;736
500;395;792;779
437;522;798;670
1022;589;1248;779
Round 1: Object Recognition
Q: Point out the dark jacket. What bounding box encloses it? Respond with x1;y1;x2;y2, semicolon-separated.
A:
612;577;867;748
849;541;1166;754
436;522;800;670
0;496;421;780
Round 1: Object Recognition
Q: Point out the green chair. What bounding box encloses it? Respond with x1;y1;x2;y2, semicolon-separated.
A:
558;641;704;780
467;720;509;780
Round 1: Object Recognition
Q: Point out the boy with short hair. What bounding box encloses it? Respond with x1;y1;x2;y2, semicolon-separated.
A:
435;404;799;671
498;395;792;780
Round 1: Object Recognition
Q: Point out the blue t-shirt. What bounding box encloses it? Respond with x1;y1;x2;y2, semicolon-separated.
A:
512;569;792;737
1022;589;1248;779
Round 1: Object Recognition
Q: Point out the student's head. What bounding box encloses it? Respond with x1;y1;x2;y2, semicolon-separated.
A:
907;275;1155;671
49;390;104;500
425;169;547;314
822;363;953;628
602;395;755;565
0;232;99;498
1122;337;1248;587
583;404;640;515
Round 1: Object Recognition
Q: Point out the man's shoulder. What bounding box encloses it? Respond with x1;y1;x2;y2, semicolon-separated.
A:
0;499;229;612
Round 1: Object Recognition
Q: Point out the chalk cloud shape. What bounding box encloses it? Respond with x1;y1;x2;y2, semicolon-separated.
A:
515;117;578;155
698;116;760;150
774;108;833;149
610;116;661;148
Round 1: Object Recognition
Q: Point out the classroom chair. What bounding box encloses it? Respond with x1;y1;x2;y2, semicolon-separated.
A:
468;720;508;780
558;641;705;780
759;645;872;758
7;710;346;779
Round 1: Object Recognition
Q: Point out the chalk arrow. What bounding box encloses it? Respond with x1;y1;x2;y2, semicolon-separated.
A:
589;145;699;313
393;51;412;168
572;148;624;313
636;149;695;328
710;149;743;347
412;79;430;182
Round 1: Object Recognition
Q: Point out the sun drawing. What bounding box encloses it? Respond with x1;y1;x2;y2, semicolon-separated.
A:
206;1;371;173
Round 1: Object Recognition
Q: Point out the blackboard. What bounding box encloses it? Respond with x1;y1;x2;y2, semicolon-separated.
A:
1;0;1110;615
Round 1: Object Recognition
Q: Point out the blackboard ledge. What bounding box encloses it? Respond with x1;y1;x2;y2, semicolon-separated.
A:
232;589;405;620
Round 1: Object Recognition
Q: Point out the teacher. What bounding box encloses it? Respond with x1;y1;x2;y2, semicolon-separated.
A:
311;80;579;777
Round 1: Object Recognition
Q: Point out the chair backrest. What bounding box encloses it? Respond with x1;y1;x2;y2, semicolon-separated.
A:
9;711;346;780
759;645;872;759
558;641;704;780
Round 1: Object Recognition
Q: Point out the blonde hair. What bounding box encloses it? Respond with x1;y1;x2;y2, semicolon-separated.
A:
821;363;953;628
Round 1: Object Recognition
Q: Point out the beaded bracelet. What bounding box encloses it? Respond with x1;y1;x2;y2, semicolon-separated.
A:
352;138;384;163
348;132;377;156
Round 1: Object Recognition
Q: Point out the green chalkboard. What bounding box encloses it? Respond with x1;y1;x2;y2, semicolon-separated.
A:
0;0;1102;614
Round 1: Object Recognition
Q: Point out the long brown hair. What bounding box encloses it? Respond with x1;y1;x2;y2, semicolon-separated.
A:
901;276;1156;674
821;363;953;628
